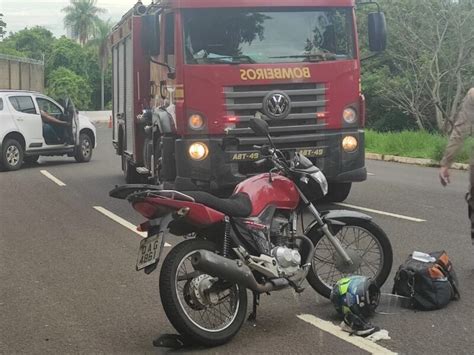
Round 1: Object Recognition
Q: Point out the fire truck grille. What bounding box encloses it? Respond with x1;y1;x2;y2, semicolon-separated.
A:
223;83;327;135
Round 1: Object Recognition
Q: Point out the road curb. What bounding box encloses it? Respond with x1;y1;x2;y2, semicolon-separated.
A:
366;152;469;171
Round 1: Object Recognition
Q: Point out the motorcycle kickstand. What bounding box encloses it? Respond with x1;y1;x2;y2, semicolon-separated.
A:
247;291;260;323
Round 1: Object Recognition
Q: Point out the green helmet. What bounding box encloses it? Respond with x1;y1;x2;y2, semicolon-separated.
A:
330;276;380;318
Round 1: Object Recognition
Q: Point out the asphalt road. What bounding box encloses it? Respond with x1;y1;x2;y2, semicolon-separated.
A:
1;124;473;354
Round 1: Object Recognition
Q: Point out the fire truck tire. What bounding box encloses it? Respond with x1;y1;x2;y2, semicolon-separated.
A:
322;182;352;203
123;156;145;184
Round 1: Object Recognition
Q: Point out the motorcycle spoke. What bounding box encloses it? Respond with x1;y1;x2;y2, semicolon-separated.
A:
360;259;379;276
313;225;384;289
175;250;241;332
360;239;376;257
177;270;201;281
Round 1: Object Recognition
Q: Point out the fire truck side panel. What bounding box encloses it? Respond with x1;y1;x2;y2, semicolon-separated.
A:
132;17;151;164
125;36;134;155
112;14;151;167
112;44;118;142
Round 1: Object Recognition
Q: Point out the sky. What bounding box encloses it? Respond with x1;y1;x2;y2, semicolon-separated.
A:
0;0;145;38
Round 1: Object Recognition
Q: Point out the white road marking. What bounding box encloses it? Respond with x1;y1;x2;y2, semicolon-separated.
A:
368;172;375;176
336;203;426;223
93;206;171;246
40;170;66;186
297;314;396;355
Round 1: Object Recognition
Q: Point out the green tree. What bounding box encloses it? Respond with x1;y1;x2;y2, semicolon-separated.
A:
46;37;88;78
0;13;6;39
88;19;112;110
62;0;106;46
47;67;92;109
0;27;54;60
357;0;474;133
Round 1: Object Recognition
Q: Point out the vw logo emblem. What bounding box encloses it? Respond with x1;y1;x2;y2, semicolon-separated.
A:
262;91;291;119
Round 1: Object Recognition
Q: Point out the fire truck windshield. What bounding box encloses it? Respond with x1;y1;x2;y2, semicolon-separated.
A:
183;8;355;65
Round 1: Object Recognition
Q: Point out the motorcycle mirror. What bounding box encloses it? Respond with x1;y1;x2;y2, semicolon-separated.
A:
249;117;269;136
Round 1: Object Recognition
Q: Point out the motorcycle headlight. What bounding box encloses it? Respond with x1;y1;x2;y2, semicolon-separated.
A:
311;171;328;196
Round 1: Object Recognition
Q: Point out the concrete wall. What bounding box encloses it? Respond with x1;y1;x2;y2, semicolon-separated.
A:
0;55;44;92
80;110;112;123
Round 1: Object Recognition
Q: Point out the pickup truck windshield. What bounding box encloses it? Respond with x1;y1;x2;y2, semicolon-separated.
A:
183;8;355;64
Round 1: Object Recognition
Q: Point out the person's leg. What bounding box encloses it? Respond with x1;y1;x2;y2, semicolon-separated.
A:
51;125;66;143
42;123;60;144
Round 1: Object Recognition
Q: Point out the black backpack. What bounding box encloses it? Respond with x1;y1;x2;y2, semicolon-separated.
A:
392;251;460;311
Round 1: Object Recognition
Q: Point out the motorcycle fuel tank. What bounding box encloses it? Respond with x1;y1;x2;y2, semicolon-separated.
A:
234;173;300;216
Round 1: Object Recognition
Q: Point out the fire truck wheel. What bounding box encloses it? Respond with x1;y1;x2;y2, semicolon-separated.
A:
321;182;352;203
123;156;145;184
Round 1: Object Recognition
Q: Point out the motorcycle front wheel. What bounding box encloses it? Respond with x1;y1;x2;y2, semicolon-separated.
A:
159;239;248;346
306;218;393;299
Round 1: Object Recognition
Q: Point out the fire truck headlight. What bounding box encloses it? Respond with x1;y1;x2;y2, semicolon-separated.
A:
189;142;209;161
343;108;357;124
342;136;358;153
189;114;205;130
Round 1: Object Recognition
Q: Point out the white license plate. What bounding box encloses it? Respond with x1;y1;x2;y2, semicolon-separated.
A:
136;233;163;271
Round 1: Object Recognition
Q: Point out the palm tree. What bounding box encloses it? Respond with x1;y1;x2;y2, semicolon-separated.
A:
89;19;113;110
62;0;105;46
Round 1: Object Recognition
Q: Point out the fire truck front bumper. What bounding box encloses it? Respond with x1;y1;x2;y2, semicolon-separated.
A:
174;130;367;191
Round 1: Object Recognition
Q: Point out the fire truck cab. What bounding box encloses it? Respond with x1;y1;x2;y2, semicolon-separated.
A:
110;0;386;201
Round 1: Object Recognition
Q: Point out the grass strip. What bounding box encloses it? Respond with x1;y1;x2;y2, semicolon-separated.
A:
365;130;474;164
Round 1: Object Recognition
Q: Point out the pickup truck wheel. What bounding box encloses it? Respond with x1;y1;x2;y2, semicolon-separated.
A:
24;155;40;164
1;139;24;171
74;133;93;163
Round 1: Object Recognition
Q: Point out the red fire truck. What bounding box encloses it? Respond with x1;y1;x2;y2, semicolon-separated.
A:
110;0;386;202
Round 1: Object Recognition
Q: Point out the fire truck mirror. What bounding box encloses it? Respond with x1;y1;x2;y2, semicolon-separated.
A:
142;13;160;56
368;12;387;52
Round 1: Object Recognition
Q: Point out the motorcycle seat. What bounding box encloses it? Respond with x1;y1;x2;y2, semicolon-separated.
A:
183;191;252;218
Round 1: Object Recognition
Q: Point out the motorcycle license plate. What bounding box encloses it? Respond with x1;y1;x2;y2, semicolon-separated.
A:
136;233;162;271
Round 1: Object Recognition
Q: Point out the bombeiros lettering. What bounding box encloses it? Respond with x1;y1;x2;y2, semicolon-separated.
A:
240;67;311;81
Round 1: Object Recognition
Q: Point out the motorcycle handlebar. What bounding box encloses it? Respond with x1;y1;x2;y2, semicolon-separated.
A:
253;144;292;175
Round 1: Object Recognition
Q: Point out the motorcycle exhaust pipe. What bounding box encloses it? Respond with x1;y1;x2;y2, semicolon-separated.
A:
191;250;288;293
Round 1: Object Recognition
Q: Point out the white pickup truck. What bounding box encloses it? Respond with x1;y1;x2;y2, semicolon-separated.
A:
0;90;97;171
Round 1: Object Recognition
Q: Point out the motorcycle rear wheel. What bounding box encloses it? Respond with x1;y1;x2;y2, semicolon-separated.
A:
306;218;393;299
159;239;248;346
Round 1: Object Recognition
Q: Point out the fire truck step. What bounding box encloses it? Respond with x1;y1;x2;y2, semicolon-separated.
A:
136;167;150;175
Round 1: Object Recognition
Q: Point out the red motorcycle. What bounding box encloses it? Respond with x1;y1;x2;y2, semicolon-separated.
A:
110;117;393;346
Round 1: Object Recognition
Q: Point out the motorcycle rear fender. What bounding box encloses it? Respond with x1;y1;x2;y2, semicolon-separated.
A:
304;209;372;235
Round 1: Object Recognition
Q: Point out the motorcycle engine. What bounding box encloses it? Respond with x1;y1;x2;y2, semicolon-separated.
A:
271;246;302;276
270;214;290;246
269;213;302;276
